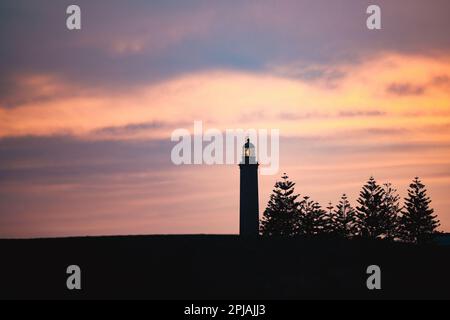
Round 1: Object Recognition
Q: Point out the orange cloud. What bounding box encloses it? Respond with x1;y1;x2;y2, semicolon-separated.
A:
0;53;449;144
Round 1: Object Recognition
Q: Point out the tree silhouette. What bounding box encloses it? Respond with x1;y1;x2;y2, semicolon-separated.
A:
356;177;387;239
322;202;337;235
298;197;328;236
382;183;402;240
399;177;440;244
260;174;301;236
260;174;441;244
333;194;359;238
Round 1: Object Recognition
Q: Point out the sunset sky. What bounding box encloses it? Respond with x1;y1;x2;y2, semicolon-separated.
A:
1;0;450;238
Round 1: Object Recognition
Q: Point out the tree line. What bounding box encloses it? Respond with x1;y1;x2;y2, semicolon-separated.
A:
260;175;440;244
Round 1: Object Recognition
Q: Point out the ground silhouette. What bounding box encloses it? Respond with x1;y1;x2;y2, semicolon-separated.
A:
1;235;450;299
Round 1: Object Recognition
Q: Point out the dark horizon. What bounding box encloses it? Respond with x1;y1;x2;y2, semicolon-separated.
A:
2;234;450;299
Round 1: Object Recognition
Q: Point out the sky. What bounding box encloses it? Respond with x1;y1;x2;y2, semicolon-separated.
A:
1;0;450;238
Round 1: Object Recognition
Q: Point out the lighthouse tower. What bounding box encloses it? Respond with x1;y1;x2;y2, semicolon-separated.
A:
239;138;259;236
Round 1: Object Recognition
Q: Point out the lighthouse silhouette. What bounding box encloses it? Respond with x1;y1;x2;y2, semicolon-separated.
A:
239;138;259;236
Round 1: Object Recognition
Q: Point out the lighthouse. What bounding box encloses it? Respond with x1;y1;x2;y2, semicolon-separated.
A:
239;138;259;236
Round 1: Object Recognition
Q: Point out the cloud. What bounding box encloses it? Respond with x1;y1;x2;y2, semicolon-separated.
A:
90;121;193;140
1;53;449;145
431;75;450;88
2;0;450;105
277;112;330;121
0;73;82;108
387;83;426;96
0;135;173;183
277;110;386;120
361;127;409;136
267;62;348;87
338;110;386;117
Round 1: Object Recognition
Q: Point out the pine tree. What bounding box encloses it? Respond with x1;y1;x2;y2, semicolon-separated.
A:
381;183;402;240
334;194;358;238
399;177;440;244
298;196;328;236
260;174;301;236
356;176;386;239
324;202;336;235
